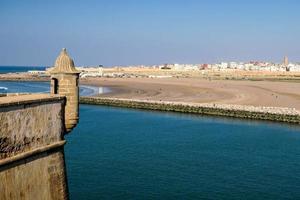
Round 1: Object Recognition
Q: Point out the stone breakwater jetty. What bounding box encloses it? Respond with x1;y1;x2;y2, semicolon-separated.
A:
80;97;300;124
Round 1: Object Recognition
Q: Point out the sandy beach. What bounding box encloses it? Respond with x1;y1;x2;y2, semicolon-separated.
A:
81;77;300;110
1;72;300;110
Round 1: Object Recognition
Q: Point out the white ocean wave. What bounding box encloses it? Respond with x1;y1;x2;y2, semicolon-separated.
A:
80;85;111;96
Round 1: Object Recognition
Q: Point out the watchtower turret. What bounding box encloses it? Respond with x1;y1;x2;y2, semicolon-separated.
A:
49;48;80;133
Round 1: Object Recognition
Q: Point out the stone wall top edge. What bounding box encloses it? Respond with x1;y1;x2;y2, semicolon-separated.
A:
0;94;65;108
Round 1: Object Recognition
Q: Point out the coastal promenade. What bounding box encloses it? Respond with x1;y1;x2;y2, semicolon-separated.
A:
80;97;300;124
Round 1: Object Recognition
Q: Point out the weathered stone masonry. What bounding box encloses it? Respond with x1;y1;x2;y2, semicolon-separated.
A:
0;49;80;200
80;97;300;124
0;95;68;200
50;48;80;133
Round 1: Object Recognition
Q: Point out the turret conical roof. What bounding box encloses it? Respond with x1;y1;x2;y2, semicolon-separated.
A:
50;48;80;74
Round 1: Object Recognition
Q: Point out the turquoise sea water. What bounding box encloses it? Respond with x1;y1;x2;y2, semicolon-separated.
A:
0;66;46;74
66;105;300;199
0;81;109;96
1;71;300;199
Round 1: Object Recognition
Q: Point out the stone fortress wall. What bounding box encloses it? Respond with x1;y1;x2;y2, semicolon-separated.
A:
0;94;68;200
0;49;79;200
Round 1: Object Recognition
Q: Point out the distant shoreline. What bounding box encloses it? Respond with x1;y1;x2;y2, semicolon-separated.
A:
1;76;300;123
2;75;300;111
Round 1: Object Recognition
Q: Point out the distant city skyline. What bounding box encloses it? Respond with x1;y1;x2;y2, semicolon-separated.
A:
0;0;299;66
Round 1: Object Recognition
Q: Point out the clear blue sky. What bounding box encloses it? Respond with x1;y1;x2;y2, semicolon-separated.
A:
0;0;299;66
